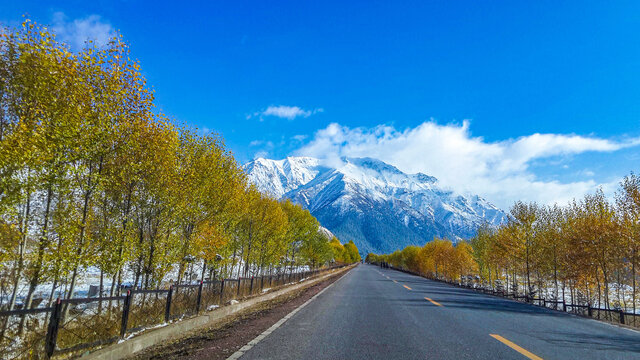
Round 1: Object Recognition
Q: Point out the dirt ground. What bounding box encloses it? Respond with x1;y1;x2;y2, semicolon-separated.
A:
129;269;348;360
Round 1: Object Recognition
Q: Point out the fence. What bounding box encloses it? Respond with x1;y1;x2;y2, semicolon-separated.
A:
0;307;51;359
0;265;346;359
374;262;640;330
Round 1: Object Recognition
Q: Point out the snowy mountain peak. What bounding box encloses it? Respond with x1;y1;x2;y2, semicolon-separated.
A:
244;156;322;198
414;173;438;184
243;156;506;254
345;157;404;175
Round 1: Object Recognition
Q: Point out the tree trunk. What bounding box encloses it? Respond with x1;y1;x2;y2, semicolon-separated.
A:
117;270;122;296
133;222;145;289
525;241;531;297
601;257;610;310
633;247;637;315
596;268;602;308
8;190;31;311
243;222;253;277
98;269;104;314
177;224;194;284
19;185;53;334
145;223;157;289
48;277;58;306
115;184;133;295
67;158;101;305
110;272;117;297
553;250;559;301
200;261;207;282
22;185;53;310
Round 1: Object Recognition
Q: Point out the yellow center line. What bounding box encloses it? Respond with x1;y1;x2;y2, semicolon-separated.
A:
403;285;412;290
490;334;544;360
424;297;442;306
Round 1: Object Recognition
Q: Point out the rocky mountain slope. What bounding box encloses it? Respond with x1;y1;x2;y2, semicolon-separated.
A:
243;156;506;254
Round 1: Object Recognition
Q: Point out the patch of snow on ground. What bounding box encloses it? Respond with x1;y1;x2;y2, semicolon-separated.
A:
118;322;168;343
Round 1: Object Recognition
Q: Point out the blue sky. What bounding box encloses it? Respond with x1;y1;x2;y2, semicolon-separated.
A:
2;1;640;207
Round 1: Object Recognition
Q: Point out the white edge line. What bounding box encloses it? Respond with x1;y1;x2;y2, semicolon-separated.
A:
226;268;353;360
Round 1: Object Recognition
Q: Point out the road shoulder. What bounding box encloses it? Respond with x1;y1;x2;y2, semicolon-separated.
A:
129;268;353;360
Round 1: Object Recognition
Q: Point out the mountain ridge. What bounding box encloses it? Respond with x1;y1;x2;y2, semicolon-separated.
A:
243;156;506;254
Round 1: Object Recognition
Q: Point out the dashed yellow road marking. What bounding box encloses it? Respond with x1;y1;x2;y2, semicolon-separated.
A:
403;285;412;290
424;297;442;306
490;334;543;360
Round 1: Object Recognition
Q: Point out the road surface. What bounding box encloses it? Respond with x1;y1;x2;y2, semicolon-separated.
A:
237;264;640;359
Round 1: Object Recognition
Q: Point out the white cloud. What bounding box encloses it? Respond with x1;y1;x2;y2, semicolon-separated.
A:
52;12;115;51
254;150;269;159
248;105;323;121
249;140;274;149
262;106;310;119
295;121;640;208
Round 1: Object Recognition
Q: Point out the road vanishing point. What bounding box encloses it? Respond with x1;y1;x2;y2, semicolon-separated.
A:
235;264;640;360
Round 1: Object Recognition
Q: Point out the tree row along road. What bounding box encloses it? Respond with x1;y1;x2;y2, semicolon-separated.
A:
237;264;640;360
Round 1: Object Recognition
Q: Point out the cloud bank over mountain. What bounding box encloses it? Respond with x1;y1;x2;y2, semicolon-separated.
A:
293;121;638;208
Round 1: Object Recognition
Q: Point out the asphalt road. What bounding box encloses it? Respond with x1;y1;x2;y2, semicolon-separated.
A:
238;264;640;360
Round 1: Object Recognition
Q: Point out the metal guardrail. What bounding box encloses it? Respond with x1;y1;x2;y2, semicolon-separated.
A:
0;265;347;359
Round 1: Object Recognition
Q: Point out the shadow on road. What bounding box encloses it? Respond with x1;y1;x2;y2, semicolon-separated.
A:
537;330;640;353
384;297;563;316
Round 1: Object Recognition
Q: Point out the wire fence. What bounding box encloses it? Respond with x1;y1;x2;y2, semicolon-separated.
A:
0;307;51;359
0;265;346;359
127;289;169;333
375;262;640;330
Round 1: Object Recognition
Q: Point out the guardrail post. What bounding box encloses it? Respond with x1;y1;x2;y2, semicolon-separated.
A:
237;279;241;297
249;277;254;295
165;286;173;322
620;310;625;325
120;290;132;338
587;303;592;317
45;298;62;357
562;301;567;312
219;279;225;304
196;281;203;313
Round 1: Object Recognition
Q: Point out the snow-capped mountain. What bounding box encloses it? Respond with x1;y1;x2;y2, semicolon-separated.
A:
243;156;506;254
